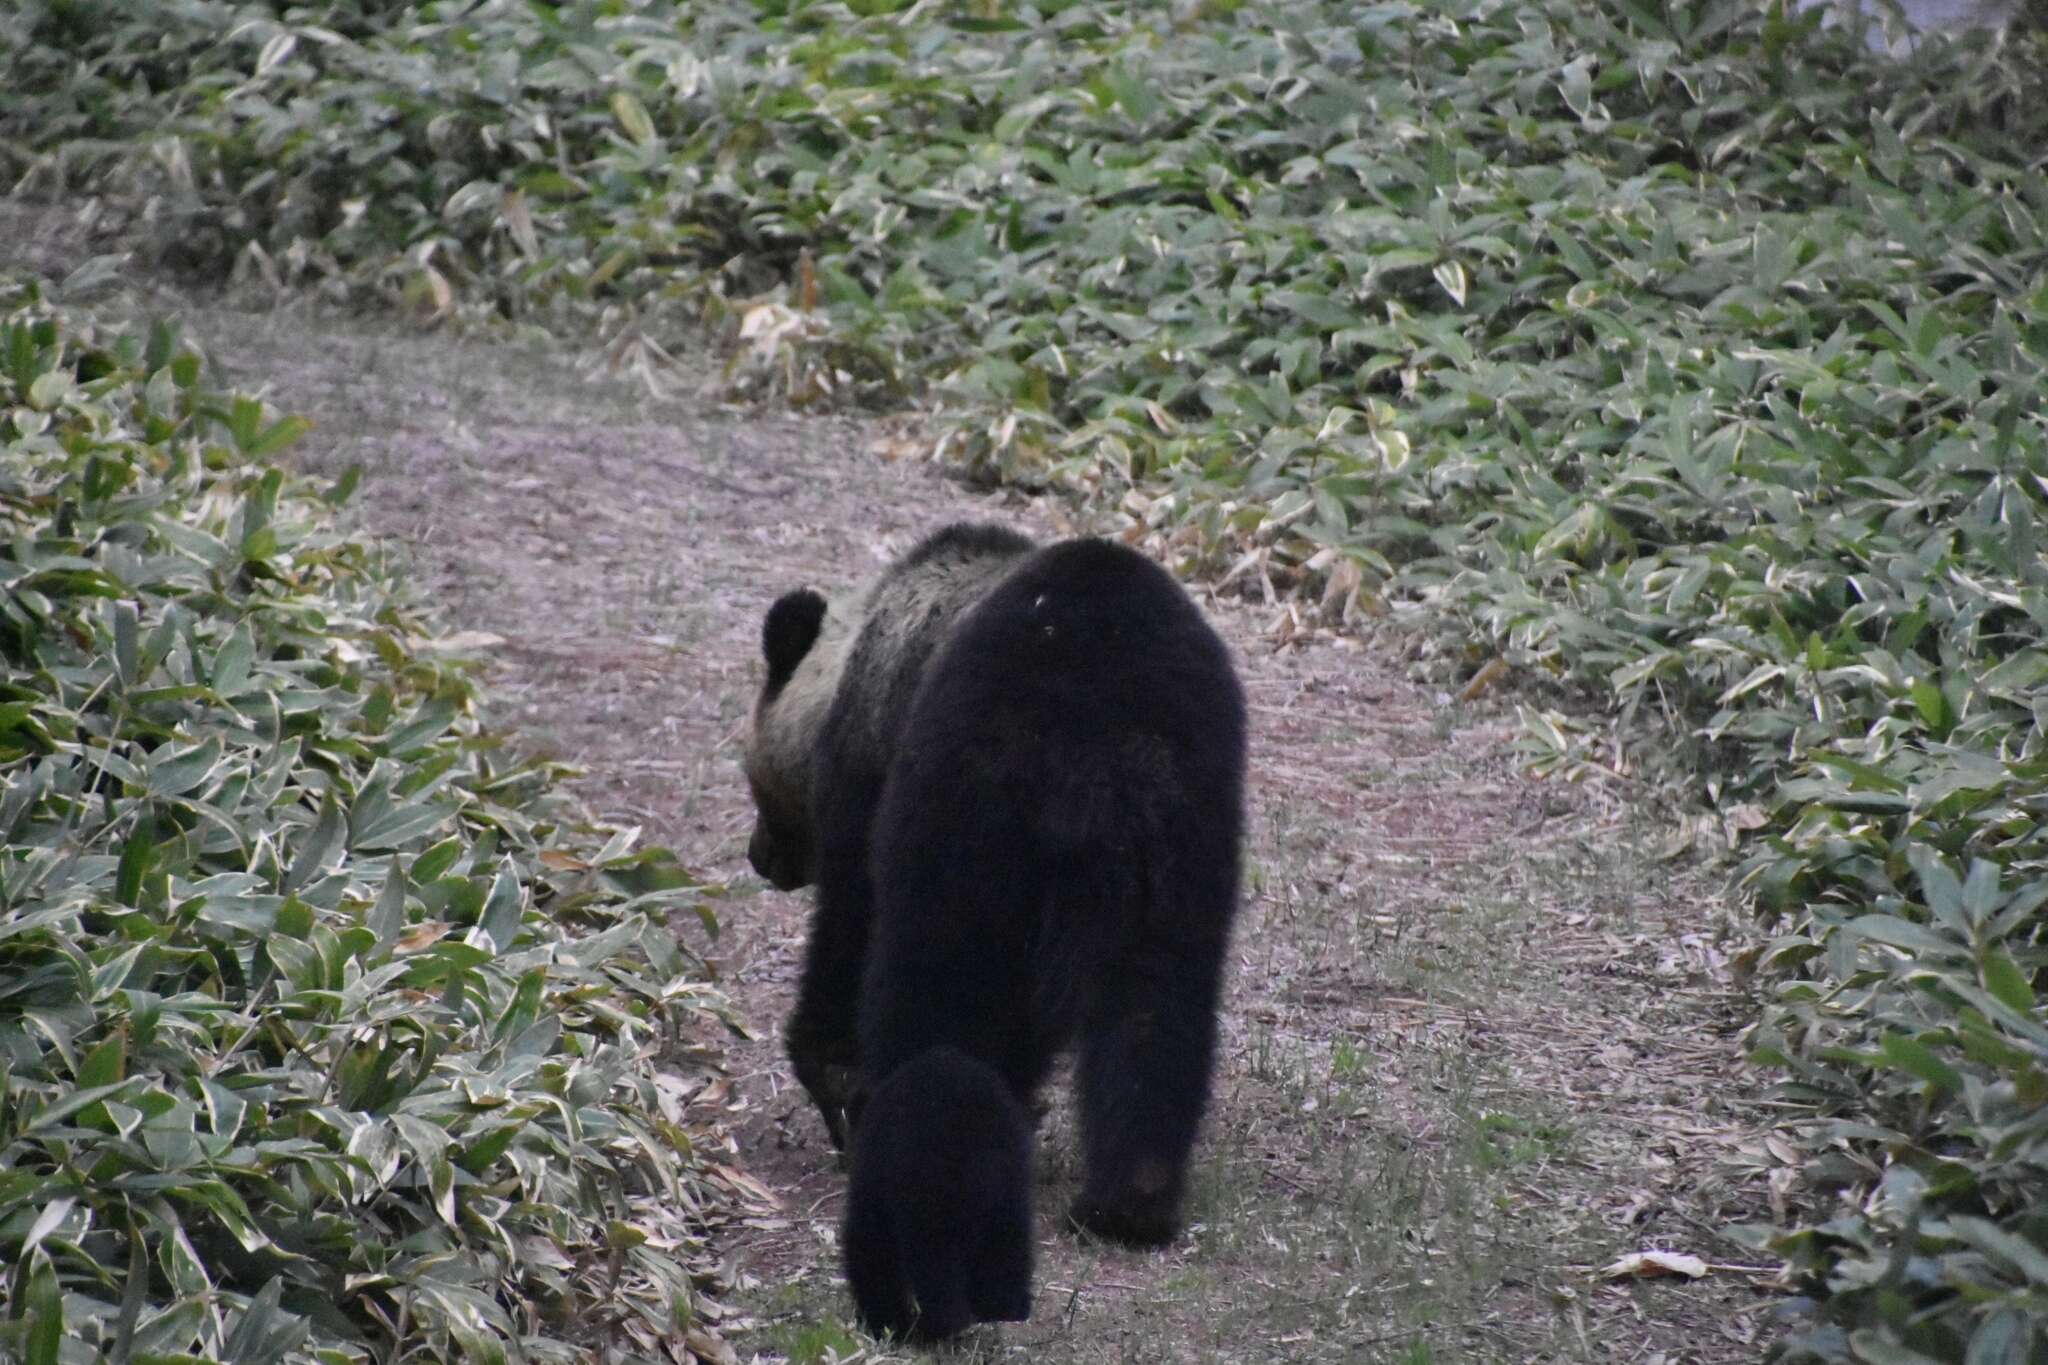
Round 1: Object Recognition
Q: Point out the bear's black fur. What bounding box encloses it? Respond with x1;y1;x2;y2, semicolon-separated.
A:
745;523;1245;1298
853;533;1245;1247
842;1046;1033;1342
746;587;831;890
758;524;1040;1147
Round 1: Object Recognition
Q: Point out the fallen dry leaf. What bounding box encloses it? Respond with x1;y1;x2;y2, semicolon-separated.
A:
685;1325;738;1365
708;1162;783;1212
415;630;507;654
1459;655;1510;702
1723;803;1769;832
394;921;453;953
1600;1250;1708;1281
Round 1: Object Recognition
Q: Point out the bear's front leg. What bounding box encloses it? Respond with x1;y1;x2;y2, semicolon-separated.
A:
784;832;875;1150
786;1040;858;1151
786;952;861;1149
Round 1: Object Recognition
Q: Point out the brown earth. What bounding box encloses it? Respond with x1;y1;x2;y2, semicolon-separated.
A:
6;202;1789;1363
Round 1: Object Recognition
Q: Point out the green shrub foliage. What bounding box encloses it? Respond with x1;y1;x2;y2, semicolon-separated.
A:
0;283;730;1362
5;0;2047;1359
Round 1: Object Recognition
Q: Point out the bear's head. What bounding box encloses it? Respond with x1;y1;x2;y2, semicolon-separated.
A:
743;588;832;890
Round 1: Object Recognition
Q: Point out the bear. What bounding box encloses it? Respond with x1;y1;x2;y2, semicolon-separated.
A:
841;1045;1034;1342
742;524;1245;1290
745;523;1043;1147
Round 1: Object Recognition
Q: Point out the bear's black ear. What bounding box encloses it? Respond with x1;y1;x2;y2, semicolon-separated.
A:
762;589;828;694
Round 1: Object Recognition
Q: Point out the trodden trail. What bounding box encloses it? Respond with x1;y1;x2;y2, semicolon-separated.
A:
172;290;1777;1364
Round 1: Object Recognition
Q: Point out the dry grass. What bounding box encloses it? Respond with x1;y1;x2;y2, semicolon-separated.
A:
4;204;1787;1362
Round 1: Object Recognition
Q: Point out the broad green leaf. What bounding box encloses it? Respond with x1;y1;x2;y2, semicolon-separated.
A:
1979;951;2033;1013
611;91;655;146
495;968;546;1046
475;859;524;954
1908;847;1973;941
146;738;224;799
1947;1217;2048;1287
1965;1309;2029;1365
116;815;157;906
28;368;72;412
367;857;407;951
1879;1033;1962;1094
110;602;143;688
430;1152;457;1227
211;621;256;696
1845;914;1966;959
160;1220;210;1297
282;786;346;896
223;1275;308;1363
1960;858;2002;930
383;697;458;755
1846;1334;1943;1365
21;1198;77;1261
24;1249;62;1365
1433;260;1467;307
254;29;296;77
246;415;312;459
78;1029;127;1087
412;836;464;884
351;797;454;851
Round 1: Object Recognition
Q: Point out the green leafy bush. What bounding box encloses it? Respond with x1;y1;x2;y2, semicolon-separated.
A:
6;0;2047;1358
0;281;731;1363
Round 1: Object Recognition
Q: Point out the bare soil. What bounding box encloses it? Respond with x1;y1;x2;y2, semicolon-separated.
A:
7;203;1788;1364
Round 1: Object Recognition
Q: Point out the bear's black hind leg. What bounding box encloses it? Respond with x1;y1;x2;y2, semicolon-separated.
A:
841;1177;915;1339
1069;869;1234;1246
1069;990;1216;1243
969;1199;1035;1323
845;1047;1033;1342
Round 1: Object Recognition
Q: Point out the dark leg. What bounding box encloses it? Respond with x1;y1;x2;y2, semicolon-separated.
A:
1069;874;1233;1247
786;899;866;1148
842;1190;914;1340
857;853;1049;1098
786;799;878;1150
901;1260;974;1344
969;1195;1035;1323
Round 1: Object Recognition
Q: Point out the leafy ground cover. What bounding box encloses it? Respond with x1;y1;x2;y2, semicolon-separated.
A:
99;287;1774;1364
5;0;2048;1359
0;280;736;1363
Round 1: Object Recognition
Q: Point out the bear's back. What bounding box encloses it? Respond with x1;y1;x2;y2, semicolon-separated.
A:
822;525;1036;773
907;537;1245;774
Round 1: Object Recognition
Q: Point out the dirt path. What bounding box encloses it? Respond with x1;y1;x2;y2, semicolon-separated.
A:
76;267;1780;1363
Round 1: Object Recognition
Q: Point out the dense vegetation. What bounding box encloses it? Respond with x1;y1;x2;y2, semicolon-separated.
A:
0;284;732;1361
4;0;2046;1359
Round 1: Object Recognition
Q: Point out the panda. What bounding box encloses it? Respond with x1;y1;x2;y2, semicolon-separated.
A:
743;523;1245;1335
